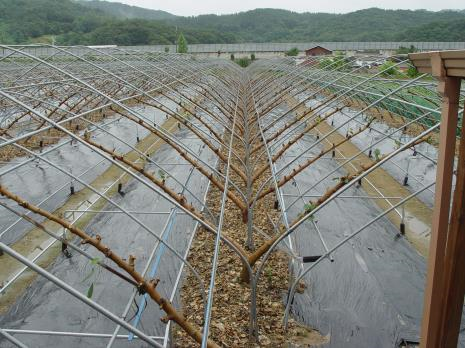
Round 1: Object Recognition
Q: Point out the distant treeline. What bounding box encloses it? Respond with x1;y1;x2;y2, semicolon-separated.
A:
0;0;464;45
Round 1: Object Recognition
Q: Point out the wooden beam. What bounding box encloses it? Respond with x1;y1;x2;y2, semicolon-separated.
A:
410;50;465;77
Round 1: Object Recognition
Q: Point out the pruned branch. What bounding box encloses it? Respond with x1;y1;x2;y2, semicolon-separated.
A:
0;185;220;348
255;119;373;202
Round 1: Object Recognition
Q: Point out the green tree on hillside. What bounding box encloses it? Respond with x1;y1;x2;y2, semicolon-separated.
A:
0;26;14;44
177;32;188;53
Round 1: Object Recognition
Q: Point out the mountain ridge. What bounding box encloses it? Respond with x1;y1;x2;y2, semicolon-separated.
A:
0;0;463;45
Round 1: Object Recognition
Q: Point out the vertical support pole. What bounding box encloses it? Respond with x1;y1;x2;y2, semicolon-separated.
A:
400;204;406;235
420;54;461;348
439;106;465;347
61;227;67;252
403;158;410;186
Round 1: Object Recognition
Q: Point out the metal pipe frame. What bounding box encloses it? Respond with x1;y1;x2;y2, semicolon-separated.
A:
1;45;457;347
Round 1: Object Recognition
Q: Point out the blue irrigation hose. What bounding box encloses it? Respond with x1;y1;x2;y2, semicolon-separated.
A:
128;208;177;341
128;136;203;341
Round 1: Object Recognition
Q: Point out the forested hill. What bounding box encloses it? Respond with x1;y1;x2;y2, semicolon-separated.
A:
0;0;464;45
171;8;465;42
80;0;177;20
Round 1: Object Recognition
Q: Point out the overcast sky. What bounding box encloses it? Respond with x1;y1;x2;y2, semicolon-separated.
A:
103;0;464;16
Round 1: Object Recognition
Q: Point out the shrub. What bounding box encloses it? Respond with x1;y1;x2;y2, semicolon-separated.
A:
235;57;251;68
319;58;333;69
407;64;420;78
319;52;348;71
396;45;417;54
379;61;399;76
285;47;299;56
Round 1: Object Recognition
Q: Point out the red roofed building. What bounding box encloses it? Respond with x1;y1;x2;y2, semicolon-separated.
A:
305;46;332;57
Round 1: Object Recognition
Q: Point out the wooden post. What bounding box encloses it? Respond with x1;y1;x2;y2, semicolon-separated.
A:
439;106;465;347
420;56;461;347
408;49;465;348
